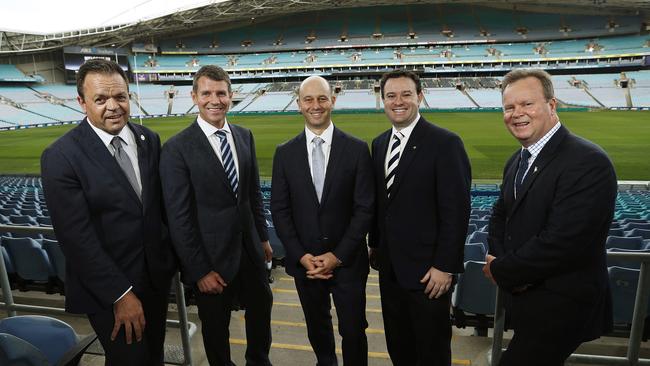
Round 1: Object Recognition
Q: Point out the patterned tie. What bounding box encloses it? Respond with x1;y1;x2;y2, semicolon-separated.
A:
514;148;532;199
385;132;403;198
110;136;141;201
215;130;238;196
311;136;325;202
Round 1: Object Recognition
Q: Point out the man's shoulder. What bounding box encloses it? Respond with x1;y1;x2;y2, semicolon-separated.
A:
46;121;85;152
164;121;200;147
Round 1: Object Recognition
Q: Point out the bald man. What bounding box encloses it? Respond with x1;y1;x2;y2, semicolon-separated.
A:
271;76;375;365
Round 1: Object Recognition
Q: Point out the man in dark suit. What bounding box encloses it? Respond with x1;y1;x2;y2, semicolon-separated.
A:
368;69;471;366
160;65;273;366
271;76;374;365
41;59;176;365
483;69;617;366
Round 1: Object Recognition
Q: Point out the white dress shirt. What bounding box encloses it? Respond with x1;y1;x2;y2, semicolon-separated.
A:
305;122;334;181
88;120;142;194
384;113;420;176
197;116;240;180
518;121;561;181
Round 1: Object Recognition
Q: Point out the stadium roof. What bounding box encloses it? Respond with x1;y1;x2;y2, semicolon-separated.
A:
1;0;648;54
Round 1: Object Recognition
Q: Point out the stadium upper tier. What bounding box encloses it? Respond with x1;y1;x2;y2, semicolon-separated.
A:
0;71;649;128
147;4;644;55
132;34;649;74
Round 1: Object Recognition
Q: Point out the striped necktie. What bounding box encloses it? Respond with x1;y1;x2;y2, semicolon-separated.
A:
385;132;403;198
215;130;238;196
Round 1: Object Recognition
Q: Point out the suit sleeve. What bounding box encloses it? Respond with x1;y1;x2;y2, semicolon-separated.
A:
271;145;307;266
433;135;471;273
491;150;617;290
488;156;516;257
368;138;380;249
159;141;213;285
247;130;269;242
41;147;131;308
333;142;375;264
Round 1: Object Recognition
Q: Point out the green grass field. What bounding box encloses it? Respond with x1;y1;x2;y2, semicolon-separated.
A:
0;110;648;180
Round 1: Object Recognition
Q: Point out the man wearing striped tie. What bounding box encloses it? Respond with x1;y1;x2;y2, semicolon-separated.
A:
160;65;273;366
368;70;471;366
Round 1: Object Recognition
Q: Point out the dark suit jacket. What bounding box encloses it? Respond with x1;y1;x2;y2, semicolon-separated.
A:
488;125;617;340
369;117;471;290
41;119;176;314
160;120;268;286
271;126;374;282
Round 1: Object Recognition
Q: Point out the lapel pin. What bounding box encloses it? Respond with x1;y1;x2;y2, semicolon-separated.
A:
413;146;417;150
140;135;145;141
533;166;538;173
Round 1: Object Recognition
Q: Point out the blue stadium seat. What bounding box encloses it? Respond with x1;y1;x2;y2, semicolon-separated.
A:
466;223;478;236
0;332;50;366
607;248;650;270
0;208;19;216
41;239;65;283
20;208;41;217
608;266;641;324
464;243;486;262
1;246;14;275
8;215;37;226
2;236;54;282
266;221;285;260
466;231;489;247
606;236;644;250
609;228;625;237
36;216;52;227
452;260;496;315
623;222;650;231
469;219;490;228
0;315;96;366
626;229;650;240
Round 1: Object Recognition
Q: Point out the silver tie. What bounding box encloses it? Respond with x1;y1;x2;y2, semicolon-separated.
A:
111;136;141;200
312;136;325;202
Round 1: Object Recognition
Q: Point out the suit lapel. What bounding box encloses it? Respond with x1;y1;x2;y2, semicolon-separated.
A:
375;130;391;199
129;123;149;210
230;124;249;201
78;119;142;207
320;127;346;206
188;121;234;198
510;125;568;214
294;132;321;206
388;118;424;202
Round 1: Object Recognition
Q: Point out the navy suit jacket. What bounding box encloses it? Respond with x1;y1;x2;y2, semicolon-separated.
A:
271;126;374;282
41;119;176;314
488;125;616;340
160;120;268;286
369;117;471;290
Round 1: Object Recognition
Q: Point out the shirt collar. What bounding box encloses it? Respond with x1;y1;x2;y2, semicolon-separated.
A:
87;118;135;149
197;115;232;138
305;122;334;145
524;121;562;159
391;113;420;140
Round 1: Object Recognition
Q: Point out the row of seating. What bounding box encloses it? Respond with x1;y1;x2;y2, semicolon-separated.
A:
1;235;64;294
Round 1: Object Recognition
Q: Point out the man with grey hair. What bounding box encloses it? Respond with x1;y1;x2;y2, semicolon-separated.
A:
483;69;617;365
271;75;374;365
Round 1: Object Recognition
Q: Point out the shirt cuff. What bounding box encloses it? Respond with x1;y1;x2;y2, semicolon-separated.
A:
114;286;133;304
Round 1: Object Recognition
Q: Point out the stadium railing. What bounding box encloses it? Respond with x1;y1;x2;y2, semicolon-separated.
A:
0;223;197;366
490;251;650;366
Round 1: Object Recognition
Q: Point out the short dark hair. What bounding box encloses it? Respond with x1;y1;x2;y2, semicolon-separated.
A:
193;65;231;93
380;69;422;99
501;69;555;100
76;59;129;99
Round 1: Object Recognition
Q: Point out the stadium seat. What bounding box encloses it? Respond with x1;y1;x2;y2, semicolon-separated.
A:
0;208;19;216
606;236;644;250
2;236;54;282
607;248;650;270
36;216;52;227
0;315;97;366
8;215;37;226
608;266;641;324
626;229;650;240
623;222;650;231
266;221;285;260
0;332;50;366
20;208;41;217
452;260;496;315
41;239;65;283
9;232;43;240
469;219;490;228
466;223;478;236
0;214;9;225
466;231;489;247
1;246;14;275
464;243;486;262
609;228;625;237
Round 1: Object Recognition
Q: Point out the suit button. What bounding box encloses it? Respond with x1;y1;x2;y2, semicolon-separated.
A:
323;237;329;241
507;235;512;240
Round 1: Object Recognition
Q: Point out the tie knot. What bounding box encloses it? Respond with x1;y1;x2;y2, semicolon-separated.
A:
111;136;124;150
521;148;531;160
215;130;227;140
313;136;324;146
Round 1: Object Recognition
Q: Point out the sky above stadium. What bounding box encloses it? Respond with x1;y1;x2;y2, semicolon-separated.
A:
1;0;222;34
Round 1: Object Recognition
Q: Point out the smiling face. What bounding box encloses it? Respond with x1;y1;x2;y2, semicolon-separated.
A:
382;76;423;128
502;76;558;147
192;76;232;128
78;72;130;135
297;76;335;133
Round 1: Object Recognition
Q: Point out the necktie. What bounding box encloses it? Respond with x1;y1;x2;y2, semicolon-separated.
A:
110;136;141;200
385;133;402;198
311;136;325;202
215;130;238;196
514;148;532;199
